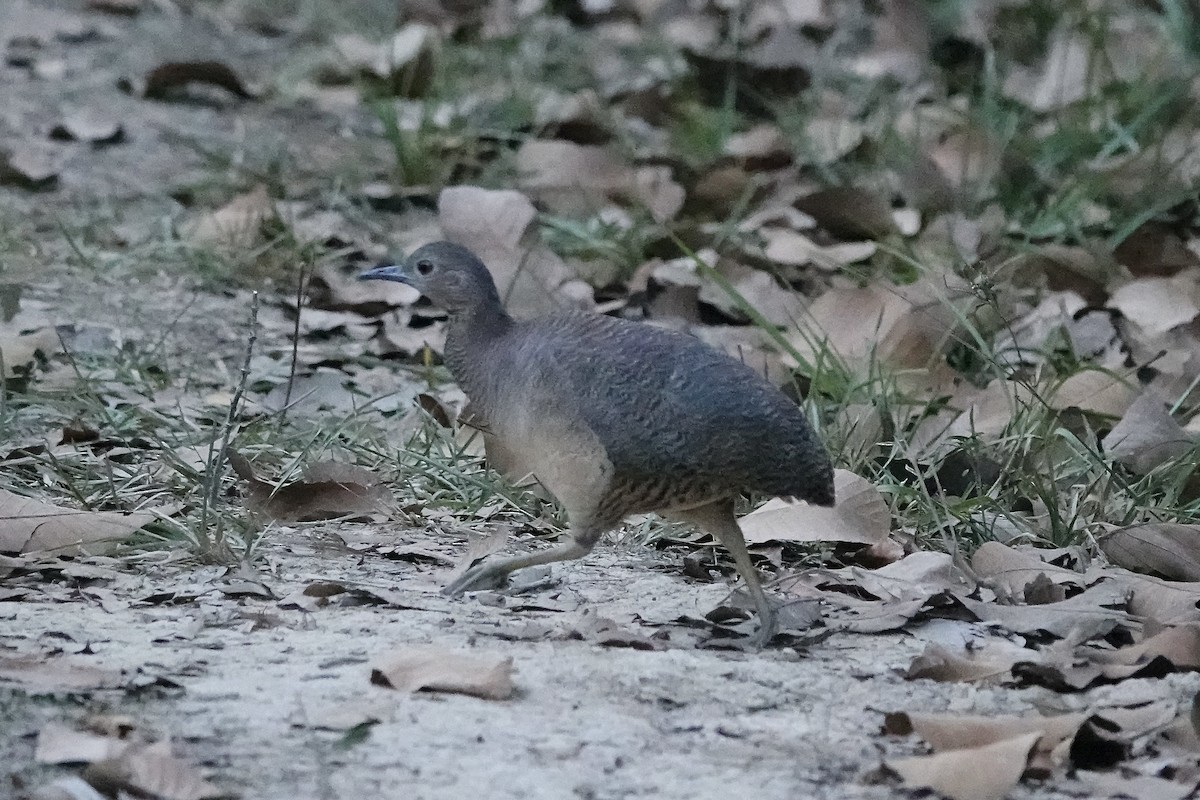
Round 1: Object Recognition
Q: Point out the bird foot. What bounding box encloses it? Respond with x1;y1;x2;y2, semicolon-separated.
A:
745;613;778;649
442;560;510;596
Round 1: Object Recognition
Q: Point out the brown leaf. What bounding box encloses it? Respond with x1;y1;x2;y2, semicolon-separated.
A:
884;710;1086;754
1002;30;1094;111
227;451;391;522
1102;392;1195;474
143;61;255;100
794;186;897;240
971;541;1086;599
370;646;515;700
513;140;683;223
0;488;154;555
883;731;1041;800
1109;275;1200;335
738;470;888;546
180;185;277;249
905;642;1022;684
1100;524;1200;582
1048;370;1138;418
760;228;876;271
1091;624;1200;670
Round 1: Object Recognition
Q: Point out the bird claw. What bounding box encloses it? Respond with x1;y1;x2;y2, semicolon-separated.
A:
442;561;510;596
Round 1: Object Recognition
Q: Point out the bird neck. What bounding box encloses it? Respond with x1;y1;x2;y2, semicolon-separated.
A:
443;301;514;400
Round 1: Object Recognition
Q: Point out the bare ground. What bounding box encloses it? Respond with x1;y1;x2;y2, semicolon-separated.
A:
12;527;1198;800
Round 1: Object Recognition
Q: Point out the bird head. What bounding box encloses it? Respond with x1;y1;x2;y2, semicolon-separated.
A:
359;241;502;315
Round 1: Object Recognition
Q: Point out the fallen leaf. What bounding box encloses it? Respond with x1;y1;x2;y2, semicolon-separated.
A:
370;646;515;700
884;710;1086;754
1002;29;1094;111
514;140;683;223
1109;275;1200;335
86;741;222;800
0;325;60;378
438;186;585;318
227;451;391;522
1100;523;1200;582
959;581;1132;640
0;655;124;692
0;488;154;555
36;723;130;764
905;642;1022;684
1048;370;1138;417
971;541;1087;599
49;111;124;145
1091;624;1200;670
739;470;889;545
1102;392;1195;474
0;144;60;190
180;185;277;249
143;61;255;100
794;186;897;240
883;731;1040;800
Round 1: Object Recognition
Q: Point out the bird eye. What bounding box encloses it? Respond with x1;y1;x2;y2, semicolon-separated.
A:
416;259;434;276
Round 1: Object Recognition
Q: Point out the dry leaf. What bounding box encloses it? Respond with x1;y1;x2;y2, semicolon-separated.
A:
0;655;124;692
514;140;683;223
761;228;877;271
971;541;1086;598
227;452;391;522
143;61;255;100
1100;524;1200;582
36;723;131;764
49;111;124;145
1102;392;1195;474
960;582;1132;640
1002;30;1094;111
181;185;277;249
438;186;584;318
1091;624;1200;670
1109;275;1200;335
1048;370;1138;417
0;325;60;378
794;186;897;240
88;741;222;800
0;144;60;190
884;731;1041;800
370;646;515;700
739;470;888;545
0;488;154;555
885;710;1086;754
905;642;1022;684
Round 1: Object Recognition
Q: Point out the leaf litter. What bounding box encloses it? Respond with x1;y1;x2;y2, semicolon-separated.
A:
6;0;1200;797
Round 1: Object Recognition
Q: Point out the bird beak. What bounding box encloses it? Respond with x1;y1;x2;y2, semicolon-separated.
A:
358;264;407;283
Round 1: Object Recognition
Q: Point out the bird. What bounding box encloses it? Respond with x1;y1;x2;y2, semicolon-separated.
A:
360;241;834;646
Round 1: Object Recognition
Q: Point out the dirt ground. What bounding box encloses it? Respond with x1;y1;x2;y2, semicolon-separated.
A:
5;2;1200;799
14;527;1200;800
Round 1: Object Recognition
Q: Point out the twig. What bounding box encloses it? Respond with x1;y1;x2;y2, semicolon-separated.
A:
281;258;310;417
198;291;259;560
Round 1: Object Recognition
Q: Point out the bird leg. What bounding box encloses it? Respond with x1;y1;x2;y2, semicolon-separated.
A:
442;526;602;596
670;500;777;647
